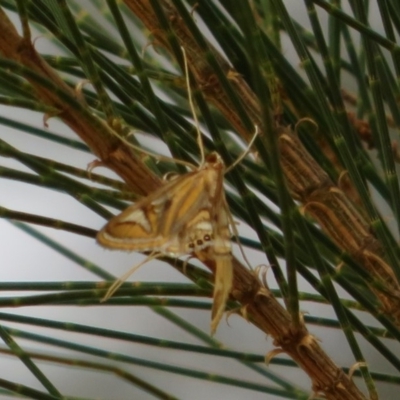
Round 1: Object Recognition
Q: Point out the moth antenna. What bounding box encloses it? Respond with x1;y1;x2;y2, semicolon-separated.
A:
225;201;254;271
101;252;159;301
182;255;195;275
181;46;205;165
103;125;197;170
225;125;259;173
126;133;197;169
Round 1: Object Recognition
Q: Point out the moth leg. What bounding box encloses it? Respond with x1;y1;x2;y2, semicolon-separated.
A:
224;202;254;271
101;251;159;302
182;255;196;275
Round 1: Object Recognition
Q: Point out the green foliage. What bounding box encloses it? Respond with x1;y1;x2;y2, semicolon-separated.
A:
0;1;399;399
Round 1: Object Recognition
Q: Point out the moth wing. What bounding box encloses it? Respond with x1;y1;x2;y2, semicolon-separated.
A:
96;175;191;252
157;169;220;254
97;169;213;254
184;163;231;253
97;160;230;257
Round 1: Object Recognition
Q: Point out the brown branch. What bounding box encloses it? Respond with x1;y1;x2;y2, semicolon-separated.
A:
121;1;400;398
279;126;400;321
0;3;387;399
123;0;400;322
0;7;160;196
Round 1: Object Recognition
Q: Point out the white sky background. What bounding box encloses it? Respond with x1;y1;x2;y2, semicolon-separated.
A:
0;1;398;399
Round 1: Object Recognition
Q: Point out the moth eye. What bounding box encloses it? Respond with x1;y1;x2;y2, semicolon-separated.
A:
196;239;203;245
204;235;211;241
188;242;195;248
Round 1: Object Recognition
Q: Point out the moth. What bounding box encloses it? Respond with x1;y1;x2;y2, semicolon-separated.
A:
97;47;255;334
97;151;233;334
97;152;230;255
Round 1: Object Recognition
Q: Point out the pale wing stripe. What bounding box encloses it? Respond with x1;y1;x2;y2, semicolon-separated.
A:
159;173;211;236
118;208;151;232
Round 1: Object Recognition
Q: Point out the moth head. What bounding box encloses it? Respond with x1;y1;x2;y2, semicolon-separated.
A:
204;152;225;171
